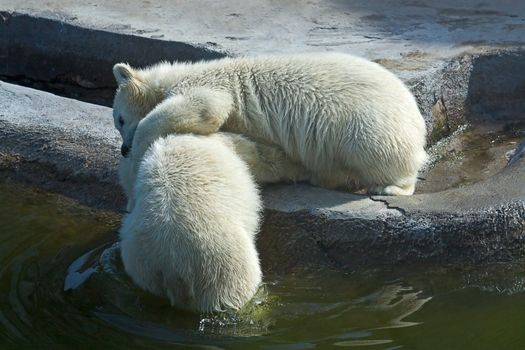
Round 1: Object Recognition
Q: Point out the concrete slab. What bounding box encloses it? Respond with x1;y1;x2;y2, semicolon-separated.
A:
4;0;525;142
1;81;523;271
3;0;525;64
2;2;525;141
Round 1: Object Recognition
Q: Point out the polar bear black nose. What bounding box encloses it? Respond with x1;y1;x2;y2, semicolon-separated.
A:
121;144;130;157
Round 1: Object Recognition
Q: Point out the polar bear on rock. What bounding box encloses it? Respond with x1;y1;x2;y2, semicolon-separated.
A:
119;133;270;313
113;53;428;195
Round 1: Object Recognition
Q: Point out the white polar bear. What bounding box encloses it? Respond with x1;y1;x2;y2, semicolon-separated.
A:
119;133;265;313
112;53;428;195
118;131;309;211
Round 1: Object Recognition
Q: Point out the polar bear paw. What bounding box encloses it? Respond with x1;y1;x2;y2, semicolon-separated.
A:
368;183;415;196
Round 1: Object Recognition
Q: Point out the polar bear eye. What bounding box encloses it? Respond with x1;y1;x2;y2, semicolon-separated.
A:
118;115;124;127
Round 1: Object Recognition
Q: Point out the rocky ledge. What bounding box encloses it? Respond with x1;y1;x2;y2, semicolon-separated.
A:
1;81;523;272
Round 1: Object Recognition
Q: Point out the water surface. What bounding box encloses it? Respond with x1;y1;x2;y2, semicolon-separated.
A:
1;180;524;349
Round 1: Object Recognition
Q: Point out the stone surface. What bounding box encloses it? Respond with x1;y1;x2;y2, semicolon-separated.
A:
0;81;123;209
3;0;525;62
2;1;525;136
1;81;523;271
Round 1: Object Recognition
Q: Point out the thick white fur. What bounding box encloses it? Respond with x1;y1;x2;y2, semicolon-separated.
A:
113;53;428;195
119;133;264;312
118;132;309;211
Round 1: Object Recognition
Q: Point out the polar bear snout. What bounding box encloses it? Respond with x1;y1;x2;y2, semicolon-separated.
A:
121;144;130;157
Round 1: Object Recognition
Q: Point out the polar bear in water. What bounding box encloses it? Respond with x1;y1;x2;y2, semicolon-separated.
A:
118;131;307;312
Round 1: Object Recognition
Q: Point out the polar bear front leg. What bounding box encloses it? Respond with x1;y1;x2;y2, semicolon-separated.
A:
251;142;311;183
213;133;310;184
130;87;233;164
117;155;136;212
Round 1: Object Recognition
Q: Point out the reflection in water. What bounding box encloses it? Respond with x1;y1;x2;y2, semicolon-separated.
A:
94;311;221;346
331;284;431;347
333;339;393;347
64;243;109;291
368;285;432;330
1;180;525;349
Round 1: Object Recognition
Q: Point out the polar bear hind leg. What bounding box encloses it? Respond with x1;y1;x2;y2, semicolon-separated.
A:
367;178;416;196
360;149;426;196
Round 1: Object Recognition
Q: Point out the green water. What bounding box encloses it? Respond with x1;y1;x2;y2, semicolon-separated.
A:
1;180;525;350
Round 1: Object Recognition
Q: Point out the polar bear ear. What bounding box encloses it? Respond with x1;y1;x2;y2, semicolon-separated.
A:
113;63;138;85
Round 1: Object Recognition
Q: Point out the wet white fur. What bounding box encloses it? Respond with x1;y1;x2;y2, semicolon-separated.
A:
113;52;428;195
119;134;264;312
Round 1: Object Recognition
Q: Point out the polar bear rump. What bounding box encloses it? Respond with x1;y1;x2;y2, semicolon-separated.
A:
119;134;262;312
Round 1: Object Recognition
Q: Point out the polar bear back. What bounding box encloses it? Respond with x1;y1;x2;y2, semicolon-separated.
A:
226;54;427;176
115;53;428;194
119;134;262;312
145;53;427;189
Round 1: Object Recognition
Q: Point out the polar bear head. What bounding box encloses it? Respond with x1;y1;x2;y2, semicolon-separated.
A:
112;63;160;157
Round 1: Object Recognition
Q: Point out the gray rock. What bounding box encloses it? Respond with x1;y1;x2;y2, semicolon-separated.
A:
507;140;525;167
1;81;523;272
2;1;525;135
0;81;123;209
